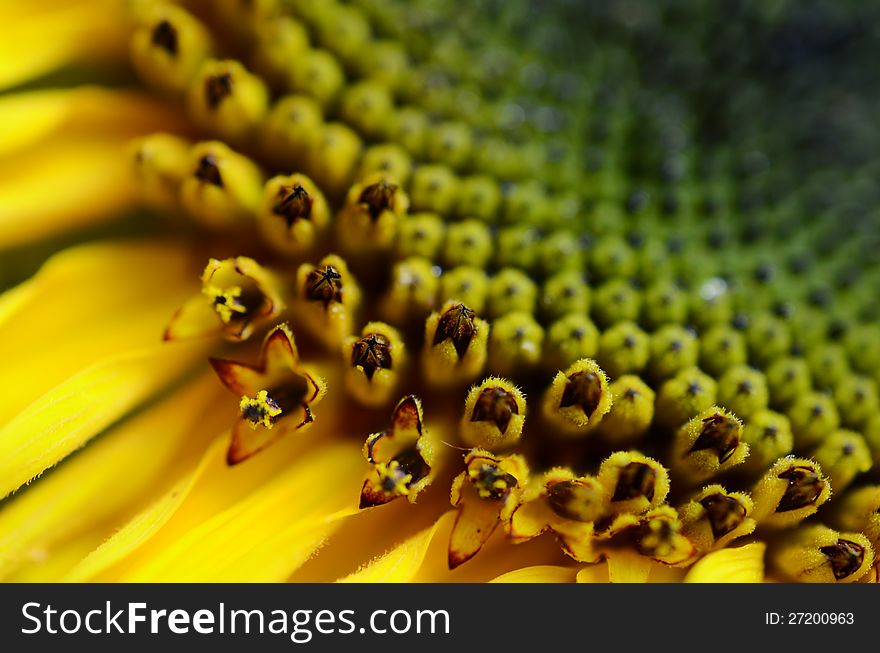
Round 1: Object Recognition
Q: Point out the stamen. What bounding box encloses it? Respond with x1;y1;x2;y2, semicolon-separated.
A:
776;465;826;512
273;184;313;227
433;303;477;359
544;358;611;435
305;265;343;308
203;284;246;323
460;378;526;449
194;154;223;187
358;180;398;221
470;386;519;434
468;463;518;500
205;72;234;109
689;413;742;463
559;370;603;417
547;478;604;523
611;462;656;502
375;461;413;497
239;390;282;429
351;333;392;381
820;539;866;580
151;20;178;55
699;493;748;538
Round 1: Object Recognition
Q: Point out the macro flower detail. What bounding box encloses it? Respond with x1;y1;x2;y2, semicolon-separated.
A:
165;256;284;341
449;449;528;568
360;395;437;509
2;0;880;586
210;323;326;464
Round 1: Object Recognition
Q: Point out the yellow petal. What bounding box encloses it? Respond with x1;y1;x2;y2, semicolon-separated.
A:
576;564;610;583
64;470;204;582
0;279;35;327
290;490;449;582
0;340;205;499
490;565;577;583
0;372;231;580
448;483;504;569
5;531;101;582
69;389;344;581
685;542;766;583
0;1;129;91
0;88;185;158
606;550;653;583
0;240;201;424
339;513;454;583
0;137;138;248
76;438;363;582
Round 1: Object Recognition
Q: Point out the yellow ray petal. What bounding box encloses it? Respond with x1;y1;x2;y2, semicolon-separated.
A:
0;88;186;158
490;565;577;583
5;530;102;582
0;372;231;580
289;489;450;582
336;505;569;583
685;542;766;583
0;279;35;327
575;564;610;583
64;467;206;583
606;550;653;583
0;137;138;248
0;339;206;499
339;513;455;583
70;378;353;582
0;1;129;91
0;240;201;424
109;442;362;582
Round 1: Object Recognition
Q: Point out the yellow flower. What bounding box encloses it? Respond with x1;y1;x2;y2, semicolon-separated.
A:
1;0;878;585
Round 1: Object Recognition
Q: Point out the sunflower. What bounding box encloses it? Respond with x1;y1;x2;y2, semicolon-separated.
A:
1;0;879;584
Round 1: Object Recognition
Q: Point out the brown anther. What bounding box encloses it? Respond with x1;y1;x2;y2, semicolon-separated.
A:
471;463;518;500
194;154;223;187
305;265;343;309
688;413;741;463
151;20;178;55
559;371;603;417
547;480;600;522
470;386;519;434
205;72;234;109
776;465;826;512
392;448;431;487
433;303;477;359
633;519;676;558
820;539;865;580
273;184;313;227
351;333;392;381
611;462;656;502
358;180;398;222
699;493;747;538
